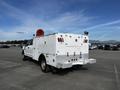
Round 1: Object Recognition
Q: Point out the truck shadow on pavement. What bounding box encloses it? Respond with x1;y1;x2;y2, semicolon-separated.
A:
24;58;88;76
53;66;88;75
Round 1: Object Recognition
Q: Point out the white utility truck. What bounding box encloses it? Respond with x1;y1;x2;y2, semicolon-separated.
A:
23;29;96;72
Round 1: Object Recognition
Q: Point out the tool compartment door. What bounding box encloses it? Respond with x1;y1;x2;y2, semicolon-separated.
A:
56;33;89;59
56;34;81;55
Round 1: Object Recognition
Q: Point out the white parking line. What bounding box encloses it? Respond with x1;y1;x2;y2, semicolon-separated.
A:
114;64;120;90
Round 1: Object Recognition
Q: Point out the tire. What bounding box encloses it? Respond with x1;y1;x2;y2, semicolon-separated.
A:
40;56;50;73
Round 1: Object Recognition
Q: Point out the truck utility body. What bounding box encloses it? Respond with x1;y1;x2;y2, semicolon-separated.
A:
23;30;96;72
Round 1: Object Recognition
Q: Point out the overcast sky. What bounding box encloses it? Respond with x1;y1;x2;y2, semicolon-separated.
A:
0;0;120;41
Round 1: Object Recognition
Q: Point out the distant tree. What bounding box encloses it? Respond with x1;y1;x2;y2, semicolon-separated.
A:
0;39;30;44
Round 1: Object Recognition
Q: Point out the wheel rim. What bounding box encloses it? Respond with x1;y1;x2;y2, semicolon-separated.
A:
41;60;46;70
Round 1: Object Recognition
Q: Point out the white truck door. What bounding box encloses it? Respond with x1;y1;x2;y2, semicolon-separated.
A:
25;45;33;57
32;38;39;60
24;40;33;57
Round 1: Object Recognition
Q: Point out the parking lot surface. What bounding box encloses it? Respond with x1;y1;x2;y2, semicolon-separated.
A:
0;47;120;90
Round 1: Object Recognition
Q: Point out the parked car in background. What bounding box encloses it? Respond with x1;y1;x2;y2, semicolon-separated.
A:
111;45;119;51
89;45;97;50
117;44;120;48
0;45;10;48
104;44;111;50
97;45;104;50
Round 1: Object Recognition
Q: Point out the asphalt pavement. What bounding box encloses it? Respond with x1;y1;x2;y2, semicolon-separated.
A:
0;47;120;90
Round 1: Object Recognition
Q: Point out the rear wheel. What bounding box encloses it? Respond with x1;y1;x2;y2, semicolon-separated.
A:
40;56;50;73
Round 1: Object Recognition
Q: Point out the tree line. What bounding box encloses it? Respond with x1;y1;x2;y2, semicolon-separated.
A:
0;40;30;44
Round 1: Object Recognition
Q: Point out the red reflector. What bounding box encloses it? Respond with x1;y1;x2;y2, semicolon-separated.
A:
58;38;64;42
61;38;64;42
84;39;88;43
58;38;60;42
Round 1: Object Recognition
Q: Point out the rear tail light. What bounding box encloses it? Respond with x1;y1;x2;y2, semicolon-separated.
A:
58;38;64;42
